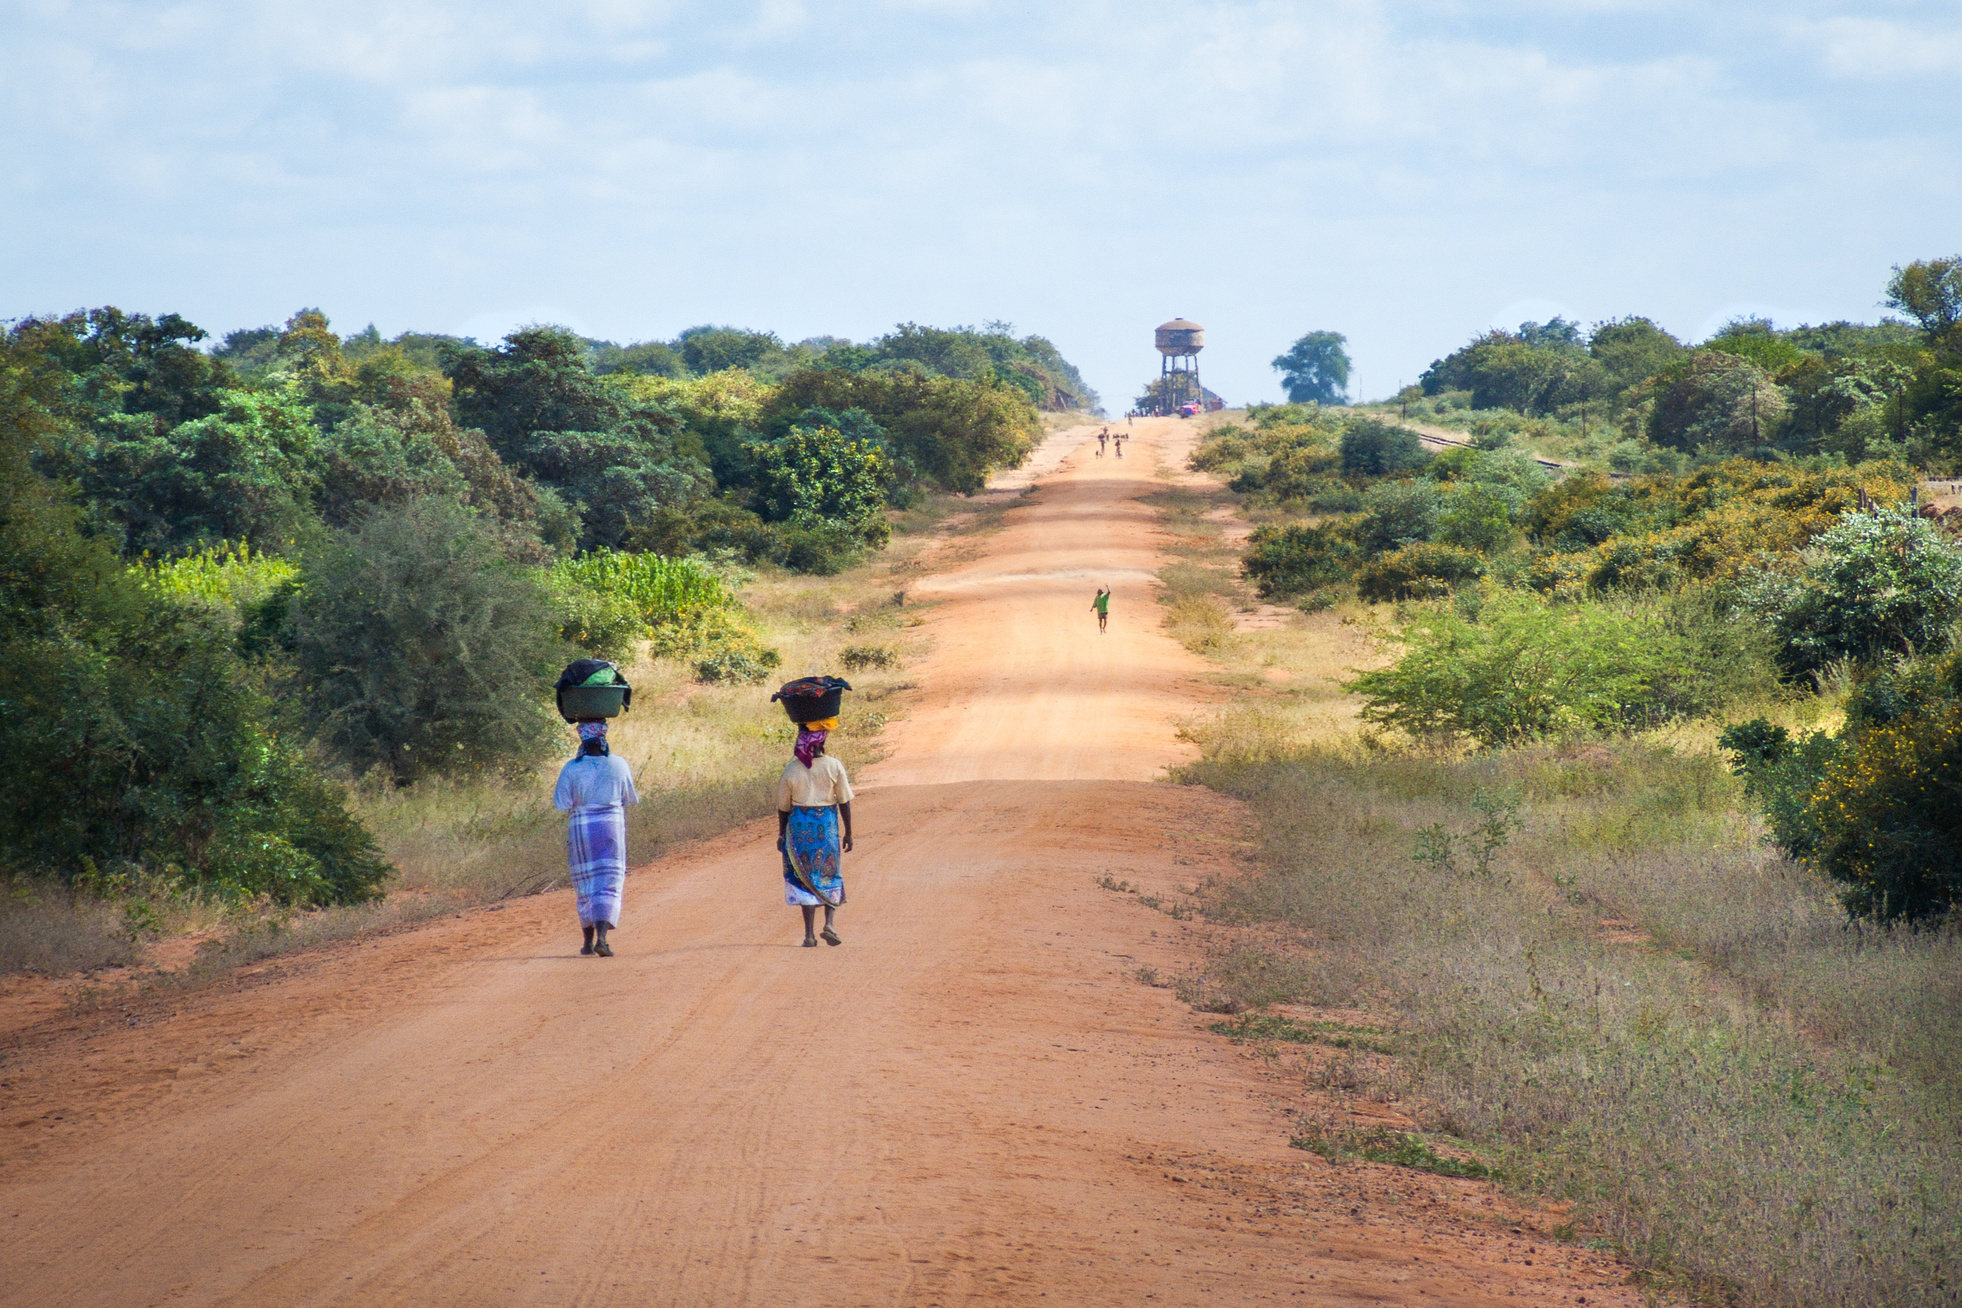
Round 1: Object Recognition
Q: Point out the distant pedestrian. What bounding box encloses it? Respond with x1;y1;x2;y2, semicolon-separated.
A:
1092;586;1110;633
554;719;640;957
1097;430;1108;456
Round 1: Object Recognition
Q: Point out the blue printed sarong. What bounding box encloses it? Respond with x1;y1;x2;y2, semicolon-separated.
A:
782;805;844;908
567;803;627;927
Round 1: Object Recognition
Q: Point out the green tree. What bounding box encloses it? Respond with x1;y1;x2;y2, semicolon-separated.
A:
0;336;385;905
1886;256;1962;344
1339;419;1430;477
1271;331;1351;405
678;326;788;376
764;367;1035;493
1346;591;1685;746
444;327;709;549
744;425;892;536
290;499;568;785
1648;352;1787;452
82;389;322;555
1745;508;1962;678
1587;316;1686;391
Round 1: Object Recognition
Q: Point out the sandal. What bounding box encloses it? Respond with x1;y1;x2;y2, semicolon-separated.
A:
821;926;842;946
594;940;613;957
580;942;596;956
802;938;819;948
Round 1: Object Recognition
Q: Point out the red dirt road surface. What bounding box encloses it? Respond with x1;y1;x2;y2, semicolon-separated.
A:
0;419;1637;1306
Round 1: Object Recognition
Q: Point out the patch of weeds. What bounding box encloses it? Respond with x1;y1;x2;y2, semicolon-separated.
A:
1290;1121;1496;1180
1096;875;1135;892
1136;965;1173;988
839;643;902;672
1209;1012;1398;1054
1408;786;1522;878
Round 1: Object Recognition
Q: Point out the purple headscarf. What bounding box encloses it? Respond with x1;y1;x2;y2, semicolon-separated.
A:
794;726;828;768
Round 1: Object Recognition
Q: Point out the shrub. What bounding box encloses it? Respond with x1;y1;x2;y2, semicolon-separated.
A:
138;540;299;615
1354;481;1444;555
1;355;386;906
1809;706;1962;921
1747;508;1962;678
1356;542;1487;602
1339;419;1430;477
839;644;901;671
1242;522;1358;599
1728;648;1962;921
744;423;892;537
551;549;729;620
646;606;781;683
291;499;567;784
1346;589;1687;746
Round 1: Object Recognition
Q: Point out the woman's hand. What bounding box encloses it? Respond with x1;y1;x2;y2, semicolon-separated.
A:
776;838;785;852
841;833;854;853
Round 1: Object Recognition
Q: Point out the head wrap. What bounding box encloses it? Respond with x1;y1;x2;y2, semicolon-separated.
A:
794;725;829;768
576;719;609;756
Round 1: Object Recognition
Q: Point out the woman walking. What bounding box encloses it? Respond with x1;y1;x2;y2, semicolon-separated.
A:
554;719;639;956
777;718;854;947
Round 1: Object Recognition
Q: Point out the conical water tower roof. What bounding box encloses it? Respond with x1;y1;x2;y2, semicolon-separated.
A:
1157;318;1201;331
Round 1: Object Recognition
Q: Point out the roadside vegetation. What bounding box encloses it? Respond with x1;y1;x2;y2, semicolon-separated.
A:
1;306;1079;977
1155;255;1962;1307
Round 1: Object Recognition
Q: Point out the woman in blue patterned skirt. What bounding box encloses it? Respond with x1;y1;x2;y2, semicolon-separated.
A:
776;721;854;947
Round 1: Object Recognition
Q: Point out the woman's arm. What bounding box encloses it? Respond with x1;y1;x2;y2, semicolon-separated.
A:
839;800;853;852
777;808;790;851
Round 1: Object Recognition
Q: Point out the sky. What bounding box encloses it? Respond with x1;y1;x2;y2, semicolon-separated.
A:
4;1;1959;408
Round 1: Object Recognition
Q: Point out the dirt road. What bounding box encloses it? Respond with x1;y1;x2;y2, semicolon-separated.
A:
0;419;1633;1306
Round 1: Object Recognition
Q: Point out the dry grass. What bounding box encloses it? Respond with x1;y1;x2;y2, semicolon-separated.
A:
1153;452;1962;1305
0;881;140;976
1178;732;1962;1307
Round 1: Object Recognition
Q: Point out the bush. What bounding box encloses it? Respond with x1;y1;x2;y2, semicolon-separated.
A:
1727;647;1962;922
744;424;892;536
291;499;567;784
1;355;387;906
1357;542;1487;602
1242;522;1358;599
1354;481;1443;555
1339;419;1430;477
1747;508;1962;678
839;644;901;671
1807;705;1962;920
646;606;781;683
1347;589;1688;746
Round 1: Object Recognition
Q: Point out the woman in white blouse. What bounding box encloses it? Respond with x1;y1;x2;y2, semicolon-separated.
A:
776;720;854;947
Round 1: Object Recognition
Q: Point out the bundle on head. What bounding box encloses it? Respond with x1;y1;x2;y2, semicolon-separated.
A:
770;675;851;726
556;658;633;724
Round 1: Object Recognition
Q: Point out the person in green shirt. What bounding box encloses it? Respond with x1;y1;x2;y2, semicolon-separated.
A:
1092;586;1110;633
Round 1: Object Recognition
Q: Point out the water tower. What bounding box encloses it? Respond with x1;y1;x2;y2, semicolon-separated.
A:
1154;318;1204;414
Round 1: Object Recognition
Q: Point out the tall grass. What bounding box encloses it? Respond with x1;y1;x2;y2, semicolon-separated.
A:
1179;730;1962;1307
551;549;732;620
134;540;298;609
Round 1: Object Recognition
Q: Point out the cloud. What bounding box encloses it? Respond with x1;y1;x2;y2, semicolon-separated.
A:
1785;15;1962;79
3;0;1959;402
